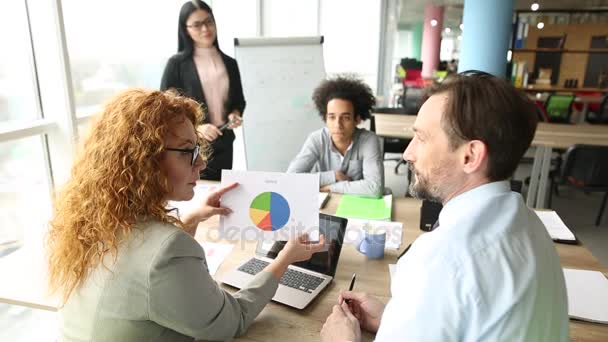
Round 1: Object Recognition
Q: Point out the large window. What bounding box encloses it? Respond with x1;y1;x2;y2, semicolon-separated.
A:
0;0;389;250
263;0;319;38
62;0;184;116
321;0;381;91
0;1;40;126
0;136;50;249
212;0;258;57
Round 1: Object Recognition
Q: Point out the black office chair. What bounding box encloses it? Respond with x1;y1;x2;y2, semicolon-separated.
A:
400;87;425;114
585;96;608;124
371;108;412;174
549;144;608;226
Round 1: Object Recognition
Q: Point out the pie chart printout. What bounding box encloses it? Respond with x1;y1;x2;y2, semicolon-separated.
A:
249;192;291;231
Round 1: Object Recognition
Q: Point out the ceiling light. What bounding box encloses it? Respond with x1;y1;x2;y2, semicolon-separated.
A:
459;23;464;30
445;27;451;33
531;3;540;11
457;35;462;40
430;19;438;27
537;22;545;29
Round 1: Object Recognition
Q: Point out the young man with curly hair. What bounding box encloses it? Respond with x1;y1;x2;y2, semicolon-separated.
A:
287;75;384;198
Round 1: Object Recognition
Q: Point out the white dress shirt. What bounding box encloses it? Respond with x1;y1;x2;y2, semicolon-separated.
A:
376;181;568;341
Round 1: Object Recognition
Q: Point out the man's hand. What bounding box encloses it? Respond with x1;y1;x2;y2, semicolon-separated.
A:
321;302;361;342
335;170;351;182
339;291;385;333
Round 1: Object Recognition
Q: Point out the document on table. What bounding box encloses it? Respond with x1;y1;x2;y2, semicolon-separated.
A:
388;264;397;282
344;218;403;250
533;210;576;243
199;242;234;276
563;268;608;324
220;170;319;241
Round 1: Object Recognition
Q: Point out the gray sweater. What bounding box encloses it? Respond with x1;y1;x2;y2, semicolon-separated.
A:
287;127;384;198
60;220;278;341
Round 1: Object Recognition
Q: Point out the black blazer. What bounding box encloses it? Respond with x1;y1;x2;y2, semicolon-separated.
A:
160;51;246;124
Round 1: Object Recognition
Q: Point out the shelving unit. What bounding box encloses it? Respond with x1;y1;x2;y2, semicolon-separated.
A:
510;9;608;90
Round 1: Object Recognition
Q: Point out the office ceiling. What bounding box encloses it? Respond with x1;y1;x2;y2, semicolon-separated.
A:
398;0;608;34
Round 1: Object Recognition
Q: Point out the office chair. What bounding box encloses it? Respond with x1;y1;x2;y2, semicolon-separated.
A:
573;92;603;117
371;108;412;174
400;87;424;114
549;144;608;226
533;100;550;122
545;94;575;123
585;96;608;124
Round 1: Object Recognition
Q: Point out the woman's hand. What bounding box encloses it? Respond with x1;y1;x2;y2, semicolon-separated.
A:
265;234;325;280
182;182;239;236
278;234;326;264
200;123;223;142
227;112;243;129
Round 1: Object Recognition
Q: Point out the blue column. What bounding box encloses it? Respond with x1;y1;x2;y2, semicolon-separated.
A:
458;0;513;78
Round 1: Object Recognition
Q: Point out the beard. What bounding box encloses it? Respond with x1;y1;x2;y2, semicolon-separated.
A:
408;163;443;203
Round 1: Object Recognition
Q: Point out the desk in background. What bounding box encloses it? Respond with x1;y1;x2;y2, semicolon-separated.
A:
1;191;607;341
520;86;608;93
373;113;608;208
208;194;608;342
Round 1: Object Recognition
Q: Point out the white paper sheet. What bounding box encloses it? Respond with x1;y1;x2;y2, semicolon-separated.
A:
534;210;576;241
563;268;608;324
344;218;403;250
220;170;319;241
167;183;218;219
199;242;234;276
388;264;397;282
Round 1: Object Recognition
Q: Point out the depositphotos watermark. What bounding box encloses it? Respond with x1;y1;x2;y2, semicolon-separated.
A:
197;222;401;251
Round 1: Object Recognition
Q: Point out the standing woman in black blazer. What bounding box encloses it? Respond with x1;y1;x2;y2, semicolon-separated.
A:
161;0;245;180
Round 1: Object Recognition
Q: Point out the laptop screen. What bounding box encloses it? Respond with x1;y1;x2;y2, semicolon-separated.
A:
256;213;347;277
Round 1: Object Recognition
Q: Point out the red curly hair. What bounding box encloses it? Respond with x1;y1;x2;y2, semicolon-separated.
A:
46;89;206;303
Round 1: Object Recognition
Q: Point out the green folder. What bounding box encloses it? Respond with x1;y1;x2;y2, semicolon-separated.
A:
335;194;392;221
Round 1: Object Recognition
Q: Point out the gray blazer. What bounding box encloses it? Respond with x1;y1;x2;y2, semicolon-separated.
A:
60;220;278;341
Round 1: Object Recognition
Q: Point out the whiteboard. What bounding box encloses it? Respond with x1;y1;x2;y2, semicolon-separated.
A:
235;36;326;172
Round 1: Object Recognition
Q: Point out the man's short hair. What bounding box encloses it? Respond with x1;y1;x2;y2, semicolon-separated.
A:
425;70;538;181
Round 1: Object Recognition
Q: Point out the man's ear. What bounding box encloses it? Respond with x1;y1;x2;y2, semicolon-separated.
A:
462;140;488;175
355;115;362;125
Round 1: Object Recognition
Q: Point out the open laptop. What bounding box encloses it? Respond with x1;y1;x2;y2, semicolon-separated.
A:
221;213;348;309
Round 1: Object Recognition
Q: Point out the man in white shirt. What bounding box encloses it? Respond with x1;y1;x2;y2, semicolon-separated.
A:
320;71;569;342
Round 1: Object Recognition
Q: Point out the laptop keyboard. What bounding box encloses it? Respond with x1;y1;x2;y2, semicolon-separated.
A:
238;258;325;293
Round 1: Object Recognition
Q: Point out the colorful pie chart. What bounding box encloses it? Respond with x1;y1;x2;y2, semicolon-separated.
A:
249;192;291;231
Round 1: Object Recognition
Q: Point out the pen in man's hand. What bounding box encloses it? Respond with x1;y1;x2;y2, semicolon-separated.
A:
344;273;356;304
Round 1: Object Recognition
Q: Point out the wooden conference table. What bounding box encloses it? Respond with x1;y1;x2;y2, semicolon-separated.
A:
0;192;607;340
373;113;608;208
207;194;608;341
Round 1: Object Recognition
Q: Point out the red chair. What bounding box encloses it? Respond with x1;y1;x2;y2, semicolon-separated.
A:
533;100;550;122
572;91;603;113
403;69;423;88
